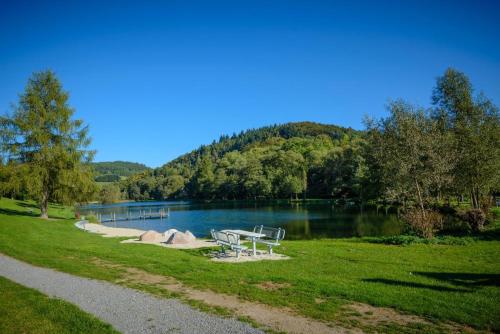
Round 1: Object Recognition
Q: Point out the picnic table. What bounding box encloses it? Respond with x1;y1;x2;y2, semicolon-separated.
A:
222;229;265;256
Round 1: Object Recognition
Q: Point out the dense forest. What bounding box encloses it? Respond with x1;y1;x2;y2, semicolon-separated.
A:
91;161;150;182
121;122;367;201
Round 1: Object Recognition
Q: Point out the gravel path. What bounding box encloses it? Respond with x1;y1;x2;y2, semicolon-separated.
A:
0;254;263;334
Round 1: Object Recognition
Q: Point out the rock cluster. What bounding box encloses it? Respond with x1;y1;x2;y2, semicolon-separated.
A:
139;229;196;244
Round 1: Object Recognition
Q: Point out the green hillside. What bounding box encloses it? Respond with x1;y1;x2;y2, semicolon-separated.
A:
123;122;365;200
91;161;150;182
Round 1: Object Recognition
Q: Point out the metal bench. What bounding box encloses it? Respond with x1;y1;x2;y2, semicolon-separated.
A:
210;229;248;259
252;225;285;255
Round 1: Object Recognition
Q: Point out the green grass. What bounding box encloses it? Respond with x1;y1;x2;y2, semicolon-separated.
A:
0;197;499;332
0;276;118;334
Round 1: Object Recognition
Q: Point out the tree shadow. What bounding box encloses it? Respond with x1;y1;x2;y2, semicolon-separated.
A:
362;278;470;292
414;272;500;287
0;207;37;217
16;201;38;210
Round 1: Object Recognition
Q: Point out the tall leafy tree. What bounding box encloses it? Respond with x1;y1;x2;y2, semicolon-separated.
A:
432;68;500;209
0;70;96;218
366;101;452;216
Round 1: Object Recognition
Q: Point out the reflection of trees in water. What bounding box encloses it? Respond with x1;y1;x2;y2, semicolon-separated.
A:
82;202;404;239
354;214;403;237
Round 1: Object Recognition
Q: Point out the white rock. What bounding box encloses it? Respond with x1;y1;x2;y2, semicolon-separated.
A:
184;230;196;241
163;228;179;240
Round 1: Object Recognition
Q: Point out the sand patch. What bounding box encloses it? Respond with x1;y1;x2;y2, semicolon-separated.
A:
344;302;482;333
255;281;291;291
121;238;215;249
75;221;144;238
345;302;430;327
208;249;290;263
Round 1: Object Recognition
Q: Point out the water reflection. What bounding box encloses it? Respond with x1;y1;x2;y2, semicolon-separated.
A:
79;201;404;239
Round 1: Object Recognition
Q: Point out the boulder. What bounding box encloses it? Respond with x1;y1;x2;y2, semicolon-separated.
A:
184;230;196;241
163;228;179;240
167;231;196;244
139;230;164;242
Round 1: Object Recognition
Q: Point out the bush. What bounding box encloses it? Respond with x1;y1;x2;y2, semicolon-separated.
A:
85;214;99;223
99;184;122;204
363;235;473;246
402;208;443;239
459;209;486;232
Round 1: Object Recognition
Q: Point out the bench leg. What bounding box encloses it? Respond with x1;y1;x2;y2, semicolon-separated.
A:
221;245;225;254
268;245;273;255
236;249;240;259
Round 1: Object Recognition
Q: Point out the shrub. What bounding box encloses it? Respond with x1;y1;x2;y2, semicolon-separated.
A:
363;235;473;246
459;209;486;232
402;208;443;239
85;214;99;223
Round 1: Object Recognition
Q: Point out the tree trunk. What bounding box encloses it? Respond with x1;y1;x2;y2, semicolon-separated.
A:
415;179;426;218
40;190;49;219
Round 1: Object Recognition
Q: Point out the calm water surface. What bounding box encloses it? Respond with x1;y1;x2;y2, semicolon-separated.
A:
79;201;404;239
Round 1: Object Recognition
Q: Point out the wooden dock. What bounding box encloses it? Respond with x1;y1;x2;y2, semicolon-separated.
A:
97;208;169;223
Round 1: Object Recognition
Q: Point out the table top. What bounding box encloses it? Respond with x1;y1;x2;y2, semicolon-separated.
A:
222;229;265;238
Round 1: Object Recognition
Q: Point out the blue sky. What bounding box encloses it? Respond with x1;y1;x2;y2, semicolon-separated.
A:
1;0;499;167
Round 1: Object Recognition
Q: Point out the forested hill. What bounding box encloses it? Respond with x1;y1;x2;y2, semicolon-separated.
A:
92;161;150;182
123;122;366;200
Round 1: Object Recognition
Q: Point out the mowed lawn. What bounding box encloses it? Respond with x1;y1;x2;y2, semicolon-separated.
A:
0;275;118;334
0;198;499;332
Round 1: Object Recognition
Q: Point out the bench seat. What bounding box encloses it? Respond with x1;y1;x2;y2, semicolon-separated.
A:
251;225;285;255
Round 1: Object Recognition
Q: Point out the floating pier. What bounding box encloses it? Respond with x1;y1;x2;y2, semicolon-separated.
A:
97;208;169;223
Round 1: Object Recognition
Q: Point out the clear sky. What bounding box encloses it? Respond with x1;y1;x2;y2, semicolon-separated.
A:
1;0;499;167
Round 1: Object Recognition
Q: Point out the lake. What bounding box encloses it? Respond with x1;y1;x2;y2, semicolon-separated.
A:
78;201;404;239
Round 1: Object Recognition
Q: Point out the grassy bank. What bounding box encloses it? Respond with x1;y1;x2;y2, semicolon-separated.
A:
0;197;499;332
0;276;117;334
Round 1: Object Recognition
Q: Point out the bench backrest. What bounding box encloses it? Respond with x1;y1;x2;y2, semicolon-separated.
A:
211;229;239;244
253;225;285;242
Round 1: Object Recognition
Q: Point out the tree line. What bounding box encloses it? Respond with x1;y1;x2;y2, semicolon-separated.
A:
1;69;499;231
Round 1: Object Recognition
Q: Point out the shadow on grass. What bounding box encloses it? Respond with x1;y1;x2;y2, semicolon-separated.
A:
0;207;37;217
414;272;500;287
362;278;470;292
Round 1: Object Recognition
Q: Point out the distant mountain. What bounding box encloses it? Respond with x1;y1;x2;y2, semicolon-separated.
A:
91;161;150;182
122;122;365;200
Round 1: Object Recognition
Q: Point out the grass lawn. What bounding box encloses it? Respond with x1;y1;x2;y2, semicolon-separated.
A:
0;197;499;332
0;276;117;334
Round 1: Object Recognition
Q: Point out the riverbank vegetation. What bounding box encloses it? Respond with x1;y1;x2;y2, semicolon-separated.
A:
0;198;498;332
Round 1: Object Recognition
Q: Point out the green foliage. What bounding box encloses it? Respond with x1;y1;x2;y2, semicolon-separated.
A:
99;184;122;204
363;235;474;246
365;68;500;235
91;161;150;180
432;68;500;209
94;174;121;182
0;70;96;217
123;122;364;201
